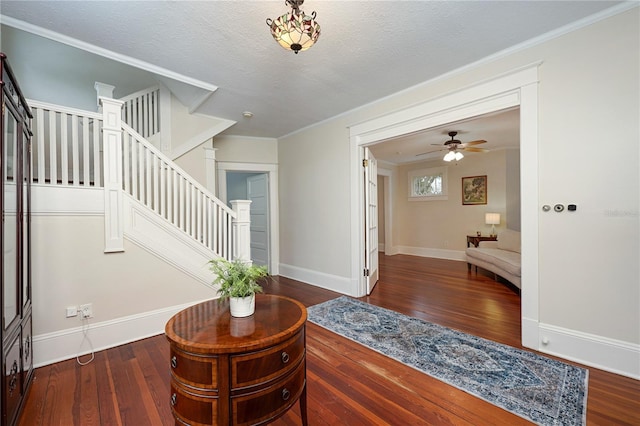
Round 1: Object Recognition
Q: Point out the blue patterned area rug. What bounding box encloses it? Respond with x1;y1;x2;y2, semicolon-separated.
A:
307;296;588;426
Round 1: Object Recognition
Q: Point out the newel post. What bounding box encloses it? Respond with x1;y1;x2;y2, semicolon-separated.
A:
204;146;218;196
231;200;252;263
100;97;125;253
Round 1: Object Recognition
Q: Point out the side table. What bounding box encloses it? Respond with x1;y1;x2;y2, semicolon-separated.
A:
466;235;497;248
165;294;308;426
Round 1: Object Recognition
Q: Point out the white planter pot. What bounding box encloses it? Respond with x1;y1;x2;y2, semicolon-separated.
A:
229;294;256;318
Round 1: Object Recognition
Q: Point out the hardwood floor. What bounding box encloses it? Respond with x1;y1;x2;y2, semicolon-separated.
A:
19;255;639;425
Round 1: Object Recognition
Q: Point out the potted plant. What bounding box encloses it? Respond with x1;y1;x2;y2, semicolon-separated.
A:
208;258;268;317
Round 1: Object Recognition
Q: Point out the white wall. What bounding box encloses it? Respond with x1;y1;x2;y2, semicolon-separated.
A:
393;151;509;253
32;215;213;335
213;135;278;164
279;123;352;285
277;8;639;375
30;214;214;366
174;141;211;188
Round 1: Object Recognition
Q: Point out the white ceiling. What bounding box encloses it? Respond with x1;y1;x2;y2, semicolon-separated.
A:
0;1;627;163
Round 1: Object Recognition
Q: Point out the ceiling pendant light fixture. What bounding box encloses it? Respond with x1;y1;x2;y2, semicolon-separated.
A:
443;150;464;162
266;0;321;54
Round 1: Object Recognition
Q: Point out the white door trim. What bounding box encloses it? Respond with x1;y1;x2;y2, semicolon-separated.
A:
348;63;540;350
217;162;280;275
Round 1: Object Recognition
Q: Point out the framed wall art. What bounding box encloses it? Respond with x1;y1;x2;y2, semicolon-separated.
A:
461;175;487;205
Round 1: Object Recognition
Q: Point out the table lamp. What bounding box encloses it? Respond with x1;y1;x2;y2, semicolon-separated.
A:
485;213;500;237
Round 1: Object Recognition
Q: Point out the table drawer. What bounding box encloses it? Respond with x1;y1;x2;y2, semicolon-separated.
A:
171;381;219;426
170;346;218;389
232;360;306;426
231;329;304;389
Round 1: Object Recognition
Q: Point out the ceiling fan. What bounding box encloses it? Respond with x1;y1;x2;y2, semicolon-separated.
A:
416;131;488;161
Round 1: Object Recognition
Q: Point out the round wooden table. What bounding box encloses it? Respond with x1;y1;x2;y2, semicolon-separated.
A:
165;294;308;426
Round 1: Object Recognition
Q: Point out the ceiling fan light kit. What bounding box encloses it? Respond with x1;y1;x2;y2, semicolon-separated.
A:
416;131;488;162
266;0;321;54
443;151;464;162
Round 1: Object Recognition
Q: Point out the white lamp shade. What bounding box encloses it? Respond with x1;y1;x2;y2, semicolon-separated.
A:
485;213;500;225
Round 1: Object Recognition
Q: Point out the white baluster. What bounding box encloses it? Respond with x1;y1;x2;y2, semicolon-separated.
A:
35;108;45;183
82;116;90;186
60;112;68;185
48;109;57;184
93;119;101;187
153;154;159;212
71;114;79;186
145;147;151;206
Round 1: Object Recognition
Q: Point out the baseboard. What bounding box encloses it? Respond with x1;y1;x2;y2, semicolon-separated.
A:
32;299;210;368
535;322;640;379
394;245;466;261
278;263;351;295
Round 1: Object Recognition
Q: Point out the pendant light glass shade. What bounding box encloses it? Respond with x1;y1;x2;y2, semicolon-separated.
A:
443;150;464;162
267;0;321;54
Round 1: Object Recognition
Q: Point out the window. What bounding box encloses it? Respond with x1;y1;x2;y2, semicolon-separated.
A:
408;167;448;201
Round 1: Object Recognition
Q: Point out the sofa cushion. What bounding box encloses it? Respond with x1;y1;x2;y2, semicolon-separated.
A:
497;229;521;253
466;247;521;277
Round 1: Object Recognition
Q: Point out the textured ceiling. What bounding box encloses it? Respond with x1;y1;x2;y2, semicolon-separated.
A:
0;0;628;161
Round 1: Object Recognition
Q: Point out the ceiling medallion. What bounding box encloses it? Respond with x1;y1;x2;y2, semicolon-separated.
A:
266;0;321;54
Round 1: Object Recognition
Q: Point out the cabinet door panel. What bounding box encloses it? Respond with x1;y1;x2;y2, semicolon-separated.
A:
3;333;22;426
22;316;33;388
3;106;19;330
21;130;31;311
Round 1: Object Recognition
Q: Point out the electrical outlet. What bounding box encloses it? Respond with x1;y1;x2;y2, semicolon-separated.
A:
79;303;93;319
66;306;78;318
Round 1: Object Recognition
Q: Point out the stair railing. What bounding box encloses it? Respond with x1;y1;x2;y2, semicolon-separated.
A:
121;121;238;260
26;97;249;262
119;85;160;139
28;100;103;187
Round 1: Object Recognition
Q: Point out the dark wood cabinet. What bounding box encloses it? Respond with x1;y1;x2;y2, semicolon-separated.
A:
165;295;307;426
1;53;33;426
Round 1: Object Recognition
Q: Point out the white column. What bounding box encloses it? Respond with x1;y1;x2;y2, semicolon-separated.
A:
231;200;252;263
159;82;172;154
95;82;115;110
204;145;218;196
100;97;125;253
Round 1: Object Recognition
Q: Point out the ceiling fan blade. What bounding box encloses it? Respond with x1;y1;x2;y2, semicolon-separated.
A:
462;147;489;153
461;139;487;147
415;150;441;156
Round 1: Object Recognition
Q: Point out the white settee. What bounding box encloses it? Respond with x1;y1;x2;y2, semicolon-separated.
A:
465;229;521;289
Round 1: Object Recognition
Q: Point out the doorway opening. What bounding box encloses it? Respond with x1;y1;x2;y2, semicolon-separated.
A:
217;162;280;274
349;64;540;350
226;172;270;268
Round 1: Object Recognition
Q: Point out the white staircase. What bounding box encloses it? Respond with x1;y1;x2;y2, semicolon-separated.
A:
26;90;249;286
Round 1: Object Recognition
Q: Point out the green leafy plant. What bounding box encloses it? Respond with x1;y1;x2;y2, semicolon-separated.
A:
209;258;268;300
